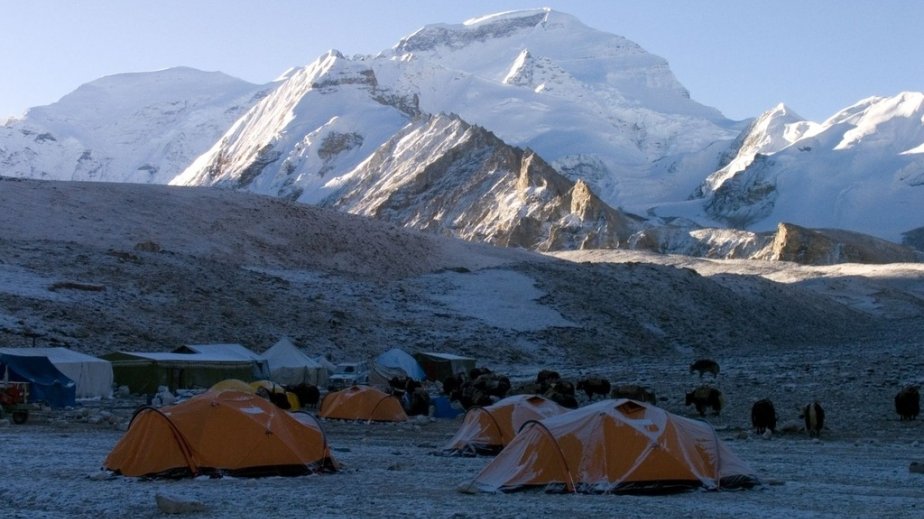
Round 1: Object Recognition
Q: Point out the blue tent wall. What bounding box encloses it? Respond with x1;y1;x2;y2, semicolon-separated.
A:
1;354;77;408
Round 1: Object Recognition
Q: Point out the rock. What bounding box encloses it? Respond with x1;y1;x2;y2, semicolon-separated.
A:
155;493;206;514
86;470;113;481
910;460;924;474
115;385;131;398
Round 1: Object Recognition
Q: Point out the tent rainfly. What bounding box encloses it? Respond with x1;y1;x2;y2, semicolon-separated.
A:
443;394;570;456
414;352;476;382
461;399;760;494
260;337;328;387
103;390;337;478
0;347;113;399
369;347;427;387
318;385;407;422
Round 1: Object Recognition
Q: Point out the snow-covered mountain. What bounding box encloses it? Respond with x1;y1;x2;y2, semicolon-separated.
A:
174;9;737;207
1;8;921;260
1;67;269;183
686;93;924;244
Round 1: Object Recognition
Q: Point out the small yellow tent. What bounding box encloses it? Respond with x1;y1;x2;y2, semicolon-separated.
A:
103;390;337;478
318;385;407;422
444;394;569;455
461;399;759;494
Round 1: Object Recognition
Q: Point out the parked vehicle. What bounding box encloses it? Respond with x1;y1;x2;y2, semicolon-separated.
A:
0;380;30;424
327;362;369;390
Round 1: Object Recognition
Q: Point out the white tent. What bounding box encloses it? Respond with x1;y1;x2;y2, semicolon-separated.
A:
0;347;113;399
369;347;427;386
261;337;328;386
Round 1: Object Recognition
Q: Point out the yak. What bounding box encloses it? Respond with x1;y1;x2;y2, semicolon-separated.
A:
801;401;825;438
285;383;320;409
685;385;723;416
576;377;611;401
895;386;920;421
689;358;720;378
750;399;777;434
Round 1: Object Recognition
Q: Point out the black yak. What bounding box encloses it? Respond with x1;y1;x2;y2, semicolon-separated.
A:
285;383;320;409
689;358;720;378
750;399;777;434
895;386;920;421
576;377;611;401
685;386;723;416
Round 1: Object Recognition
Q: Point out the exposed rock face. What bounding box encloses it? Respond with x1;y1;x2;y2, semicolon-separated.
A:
755;222;921;265
325;114;639;251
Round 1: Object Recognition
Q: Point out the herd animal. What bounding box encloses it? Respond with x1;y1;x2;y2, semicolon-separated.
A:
689;358;720;378
246;356;917;439
800;401;825;438
894;386;919;421
685;385;724;417
750;399;777;434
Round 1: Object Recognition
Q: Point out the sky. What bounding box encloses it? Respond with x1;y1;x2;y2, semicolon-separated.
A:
2;0;922;122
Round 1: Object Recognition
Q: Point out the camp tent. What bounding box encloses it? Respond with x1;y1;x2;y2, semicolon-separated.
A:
462;399;759;494
260;337;328;387
444;394;569;455
414;352;476;382
174;344;270;379
318;385;407;422
0;347;113;399
102;351;266;395
0;353;76;408
103;390;337;478
369;348;426;386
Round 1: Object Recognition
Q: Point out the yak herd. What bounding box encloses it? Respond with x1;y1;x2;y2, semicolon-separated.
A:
434;358;920;438
251;357;920;437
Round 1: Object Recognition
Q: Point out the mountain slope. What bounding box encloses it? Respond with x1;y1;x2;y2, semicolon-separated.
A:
172;51;418;202
691;93;924;243
324;113;640;251
0;67;269;184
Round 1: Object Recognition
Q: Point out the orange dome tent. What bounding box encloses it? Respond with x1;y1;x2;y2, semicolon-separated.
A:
444;394;569;456
318;385;407;422
461;399;759;494
103;390;337;478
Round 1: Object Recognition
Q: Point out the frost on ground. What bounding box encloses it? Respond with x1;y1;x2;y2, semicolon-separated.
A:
2;342;923;519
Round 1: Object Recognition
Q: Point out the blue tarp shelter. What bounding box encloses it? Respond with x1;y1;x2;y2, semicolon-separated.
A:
1;353;77;408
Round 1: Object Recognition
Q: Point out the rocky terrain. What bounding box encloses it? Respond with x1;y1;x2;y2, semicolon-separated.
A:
1;177;923;518
2;177;921;366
